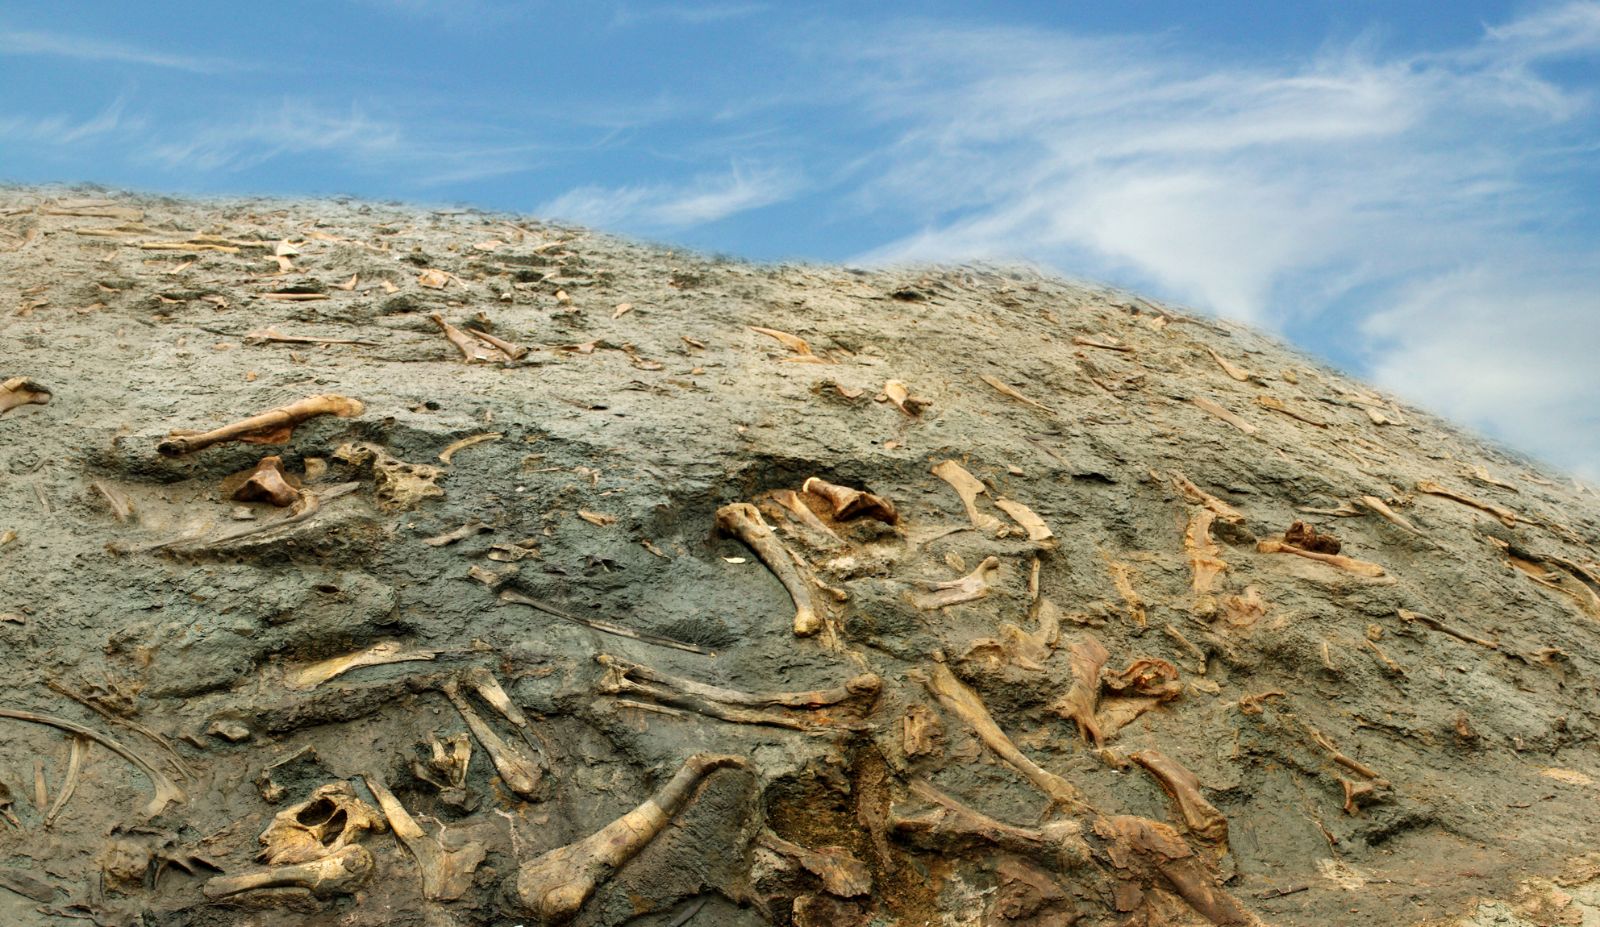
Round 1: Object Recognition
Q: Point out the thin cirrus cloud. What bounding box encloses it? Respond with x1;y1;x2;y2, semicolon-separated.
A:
540;163;803;230
0;27;237;72
830;4;1600;476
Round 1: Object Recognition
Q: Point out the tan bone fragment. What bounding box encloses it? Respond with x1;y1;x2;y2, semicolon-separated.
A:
441;678;545;800
257;781;386;866
889;779;1090;873
1256;539;1386;578
1130;750;1228;846
994;497;1054;543
204;844;374;900
913;556;1000;610
1204;347;1251;382
232;455;301;507
515;753;748;922
159;394;364;457
979;373;1054;413
883;379;929;415
0;378;51;415
758;831;872;897
716;502;833;641
0;707;184;817
286;641;439;691
931;460;1004;533
1191;396;1258;435
1357;495;1419;533
597;654;879;731
363;774;487;901
1416;479;1518;527
801;477;898;524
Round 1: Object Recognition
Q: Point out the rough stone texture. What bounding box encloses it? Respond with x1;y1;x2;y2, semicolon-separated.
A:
3;186;1600;926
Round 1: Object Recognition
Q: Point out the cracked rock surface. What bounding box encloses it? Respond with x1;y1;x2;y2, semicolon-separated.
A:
3;186;1600;926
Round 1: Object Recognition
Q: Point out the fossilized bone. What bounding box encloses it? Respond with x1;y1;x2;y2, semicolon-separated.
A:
1167;471;1244;523
461;666;541;750
994;497;1053;543
441;679;545;801
597;655;879;732
1185;509;1227;607
424;519;491;546
889;779;1090;873
91;481;136;523
1358;495;1418;533
438;431;503;464
913;556;1000;610
1191;396;1257;435
1204;347;1251;382
1104;555;1148;626
1073;335;1133;353
258;781;387;865
499;589;711;654
914;658;1087;810
801;477;898;524
1052;637;1110;746
961;595;1063;672
431;313;526;362
979;373;1054;413
1505;549;1600;618
515;753;749;922
233;455;301;507
287;641;439;690
42;735;88;829
883;379;929;415
750;325;817;357
1396;608;1497;649
902;704;943;757
758;831;872;897
0;378;50;415
767;490;844;549
137;481;360;555
1465;465;1520;493
1130;750;1228;847
0;780;20;827
1416;479;1518;526
931;460;1003;533
333;442;444;510
203;844;374;900
598;655;879;711
43;678;193;783
412;732;473;807
716;502;832;640
1284;521;1341;554
363;774;487;901
1255;395;1327;427
0;708;184;817
1256;539;1386;578
158;394;363;456
243;327;376;346
1092;814;1250;925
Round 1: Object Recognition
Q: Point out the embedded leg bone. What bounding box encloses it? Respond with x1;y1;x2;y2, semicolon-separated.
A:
1051;637;1110;746
0;707;184;817
1092;815;1250;926
233;456;300;507
441;680;544;800
994;497;1054;543
363;774;487;901
287;640;439;690
800;478;898;524
597;654;880;711
1130;750;1228;847
716;502;830;640
431;313;516;363
597;657;876;732
258;781;387;865
203;844;374;900
515;753;749;922
1257;539;1386;578
889;780;1089;873
913;658;1087;810
757;831;872;897
0;378;51;415
1185;509;1227;611
1357;495;1419;534
931;460;1003;533
1166;471;1244;523
769;490;843;548
462;666;538;743
158;394;364;456
913;556;1000;610
1416;479;1518;526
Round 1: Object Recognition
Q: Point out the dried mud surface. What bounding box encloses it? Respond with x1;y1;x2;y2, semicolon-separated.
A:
3;186;1600;927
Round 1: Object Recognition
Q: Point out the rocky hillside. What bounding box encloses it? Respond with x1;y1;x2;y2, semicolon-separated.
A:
2;187;1600;927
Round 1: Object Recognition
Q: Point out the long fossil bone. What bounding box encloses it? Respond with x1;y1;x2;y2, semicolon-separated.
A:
462;666;544;751
203;844;374;900
889;779;1090;873
597;655;879;711
42;735;89;829
286;640;439;690
931;460;1003;533
597;654;879;731
716;502;832;640
994;498;1054;543
1257;538;1386;578
363;774;487;901
914;658;1087;810
1185;509;1227;610
1051;637;1110;746
1130;750;1228;846
767;489;844;549
515;753;749;922
0;378;51;415
1357;495;1419;534
758;831;872;897
800;478;898;524
0;708;184;817
158;394;364;456
913;556;1000;610
441;679;544;800
431;313;526;362
1092;815;1250;925
1416;479;1518;526
499;589;712;655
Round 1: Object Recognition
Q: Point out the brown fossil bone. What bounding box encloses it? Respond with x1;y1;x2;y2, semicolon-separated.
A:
1167;471;1244;524
1191;396;1257;436
158;394;363;456
462;666;543;750
597;654;879;731
913;658;1087;811
1283;521;1341;554
1357;495;1419;533
1415;479;1518;526
363;774;487;901
716;502;836;640
1204;347;1251;382
979;373;1054;413
994;497;1054;543
883;379;929;415
515;753;749;922
801;477;898;524
1257;538;1386;578
902;704;944;757
286;640;439;690
257;781;387;865
442;678;545;801
1103;555;1148;626
1499;542;1600;619
931;460;1004;533
411;732;475;809
333;442;444;510
203;844;374;900
913;556;1000;610
1255;394;1328;427
766;489;844;549
1092;814;1250;925
1185;509;1228;610
0;377;51;415
1051;637;1111;746
758;831;872;897
232;456;301;507
889;779;1091;873
1130;750;1228;847
431;313;527;362
0;707;184;817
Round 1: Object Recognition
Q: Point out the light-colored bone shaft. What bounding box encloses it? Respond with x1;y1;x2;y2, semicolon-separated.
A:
202;844;373;899
931;460;1002;531
716;503;823;637
43;735;88;828
158;394;363;456
0;378;51;415
442;683;543;799
0;707;183;817
515;753;748;922
1050;637;1109;746
1130;750;1228;845
891;780;1086;872
363;774;486;901
598;655;879;710
1257;539;1385;577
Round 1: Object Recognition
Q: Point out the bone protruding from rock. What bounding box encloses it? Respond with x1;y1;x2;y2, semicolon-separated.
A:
1255;395;1328;427
462;666;542;750
979;373;1054;413
767;490;843;549
42;735;89;829
257;781;387;865
442;679;545;801
1185;509;1227;610
91;481;137;523
158;394;363;457
801;477;898;524
232;456;301;507
883;379;929;416
1357;496;1419;534
931;460;1003;533
412;732;474;808
1104;555;1148;626
286;641;439;691
1051;637;1110;747
758;831;872;897
913;556;1000;610
959;595;1062;672
597;654;879;731
203;844;374;900
0;378;51;415
363;774;488;902
1092;815;1251;925
994;497;1053;543
1130;750;1228;847
431;313;526;362
1204;347;1251;382
1191;396;1257;436
914;658;1087;811
716;502;833;642
1257;538;1386;578
1167;471;1244;524
0;707;184;817
1415;479;1518;526
889;779;1090;873
515;753;749;922
1051;638;1183;747
333;442;444;511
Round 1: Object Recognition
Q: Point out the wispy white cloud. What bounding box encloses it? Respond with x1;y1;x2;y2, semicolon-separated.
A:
610;2;768;27
0;99;139;147
825;3;1600;472
540;162;801;229
0;28;236;72
143;101;407;173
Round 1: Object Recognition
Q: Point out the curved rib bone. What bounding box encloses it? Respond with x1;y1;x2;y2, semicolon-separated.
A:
1257;539;1386;578
716;502;830;640
0;707;184;817
515;753;749;922
0;378;51;415
363;774;487;901
158;394;364;456
931;460;1003;533
203;844;374;900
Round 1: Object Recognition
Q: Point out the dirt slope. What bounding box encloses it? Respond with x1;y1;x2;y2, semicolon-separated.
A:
3;186;1600;927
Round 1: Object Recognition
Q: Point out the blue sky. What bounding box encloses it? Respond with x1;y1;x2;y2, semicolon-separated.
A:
3;1;1599;476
